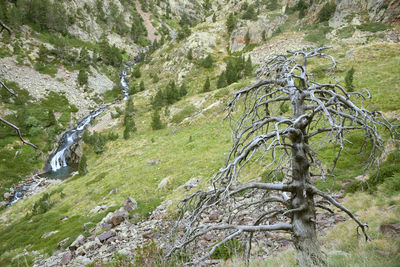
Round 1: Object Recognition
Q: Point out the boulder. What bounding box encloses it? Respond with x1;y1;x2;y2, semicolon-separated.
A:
89;205;108;214
179;177;200;191
158;177;171;190
98;230;115;242
58;237;70;248
74;256;91;265
111;211;128;226
60;251;72;266
83;239;101;251
69;234;85;252
380;223;400;237
3;192;11;200
122;197;137;212
75;246;86;256
41;231;59;239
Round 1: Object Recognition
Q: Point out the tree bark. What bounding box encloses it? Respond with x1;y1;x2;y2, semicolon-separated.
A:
289;128;326;266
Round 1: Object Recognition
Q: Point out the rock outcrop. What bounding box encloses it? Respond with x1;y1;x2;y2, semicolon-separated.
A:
229;14;287;52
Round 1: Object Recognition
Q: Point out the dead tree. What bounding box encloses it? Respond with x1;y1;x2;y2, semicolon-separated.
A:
167;47;392;266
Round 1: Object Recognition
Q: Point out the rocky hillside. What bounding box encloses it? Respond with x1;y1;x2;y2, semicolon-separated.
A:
0;0;400;266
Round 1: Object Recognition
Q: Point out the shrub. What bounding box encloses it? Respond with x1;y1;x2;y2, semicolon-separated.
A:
337;26;355;38
356;22;389;33
139;81;145;91
179;83;188;97
242;4;257;20
150;73;159;83
187;48;193;60
107;132;119;141
318;2;336;22
171;105;196;123
199;54;214;69
296;0;308;19
266;0;279;11
32;193;53;215
211;239;243;260
132;65;141;78
78;69;88;86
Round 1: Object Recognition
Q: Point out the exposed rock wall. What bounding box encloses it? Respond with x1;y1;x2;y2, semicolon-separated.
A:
229;15;287;52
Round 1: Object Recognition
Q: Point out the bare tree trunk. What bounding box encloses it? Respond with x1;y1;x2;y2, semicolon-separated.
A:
289;128;326;266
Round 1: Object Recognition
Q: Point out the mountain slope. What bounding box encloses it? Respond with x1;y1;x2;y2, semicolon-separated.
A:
0;0;400;266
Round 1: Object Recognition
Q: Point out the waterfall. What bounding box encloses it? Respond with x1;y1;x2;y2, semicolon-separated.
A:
48;107;108;172
121;69;130;100
8;62;138;205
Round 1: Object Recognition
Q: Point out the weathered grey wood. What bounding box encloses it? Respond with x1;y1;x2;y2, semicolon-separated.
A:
167;47;393;266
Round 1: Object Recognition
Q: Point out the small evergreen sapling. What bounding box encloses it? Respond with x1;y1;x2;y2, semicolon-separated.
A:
203;77;211;92
151;109;164;130
345;67;355;92
78;154;88;175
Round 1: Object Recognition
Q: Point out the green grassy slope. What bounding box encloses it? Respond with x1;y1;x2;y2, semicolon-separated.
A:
1;2;400;264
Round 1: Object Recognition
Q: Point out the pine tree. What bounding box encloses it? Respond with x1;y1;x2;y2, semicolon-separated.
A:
123;98;136;139
217;71;227;88
78;154;88;175
203;77;211;92
179;83;188;97
226;61;237;85
79;48;91;68
123;122;131;139
38;45;48;63
245;30;251;46
151;109;163;130
140;80;145;91
152;89;164;110
200;54;214;68
187;48;193;60
165;80;180;104
244;56;253;76
226;13;236;34
132;66;141;78
212;13;216;22
345;67;355;92
46;110;56;127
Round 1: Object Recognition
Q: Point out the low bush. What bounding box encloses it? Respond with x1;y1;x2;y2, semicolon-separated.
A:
318;2;337;22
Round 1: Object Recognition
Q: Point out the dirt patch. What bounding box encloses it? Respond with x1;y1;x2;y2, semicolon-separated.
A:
134;0;161;42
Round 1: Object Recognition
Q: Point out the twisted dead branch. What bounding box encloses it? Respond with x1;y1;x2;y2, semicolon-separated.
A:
167;47;393;266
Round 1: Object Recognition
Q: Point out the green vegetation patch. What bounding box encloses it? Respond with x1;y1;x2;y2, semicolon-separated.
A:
171;105;196;123
337;26;355;38
356;22;390;33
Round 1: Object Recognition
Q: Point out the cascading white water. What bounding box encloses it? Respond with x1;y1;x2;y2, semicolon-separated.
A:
49;107;107;172
48;67;134;173
121;69;130;100
9;61;140;205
